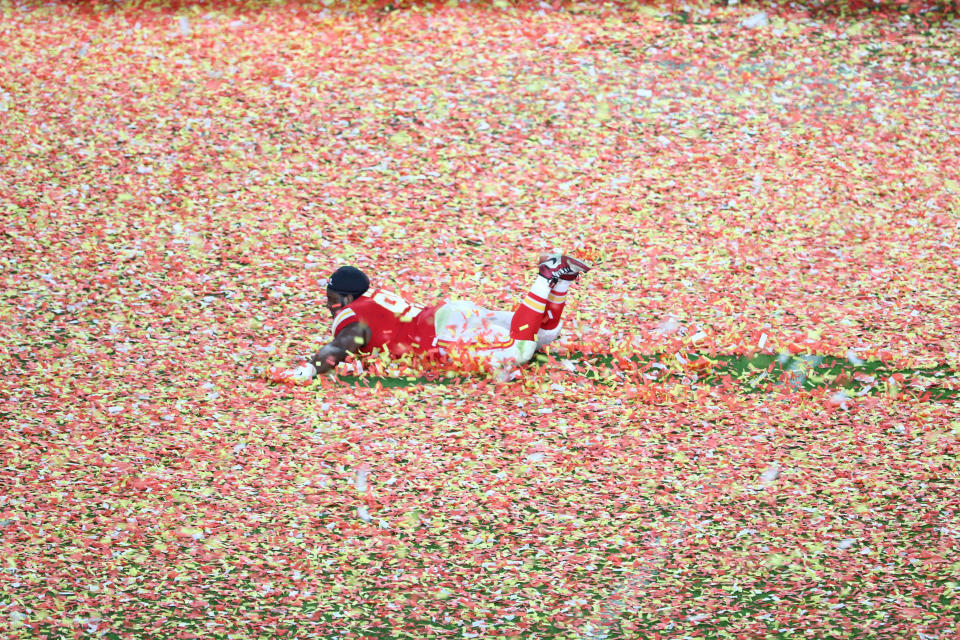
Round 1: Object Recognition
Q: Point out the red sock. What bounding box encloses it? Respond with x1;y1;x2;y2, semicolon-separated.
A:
510;276;551;341
540;279;570;331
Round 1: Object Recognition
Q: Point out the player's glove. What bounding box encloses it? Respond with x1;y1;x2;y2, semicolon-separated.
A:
265;363;317;386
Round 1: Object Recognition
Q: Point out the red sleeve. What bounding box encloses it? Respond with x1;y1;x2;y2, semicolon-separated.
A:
331;307;360;337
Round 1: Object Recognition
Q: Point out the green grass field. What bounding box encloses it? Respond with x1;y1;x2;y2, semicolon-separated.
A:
2;1;958;638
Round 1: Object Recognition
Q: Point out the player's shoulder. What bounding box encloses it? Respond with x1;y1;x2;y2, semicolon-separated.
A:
352;289;401;310
335;293;383;325
345;293;380;313
332;303;361;335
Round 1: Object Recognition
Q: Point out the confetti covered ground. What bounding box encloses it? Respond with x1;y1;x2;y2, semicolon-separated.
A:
2;0;959;638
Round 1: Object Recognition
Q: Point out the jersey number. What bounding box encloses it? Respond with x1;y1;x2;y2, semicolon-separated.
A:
372;290;423;322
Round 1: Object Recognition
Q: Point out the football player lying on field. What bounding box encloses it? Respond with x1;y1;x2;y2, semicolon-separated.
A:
268;253;591;383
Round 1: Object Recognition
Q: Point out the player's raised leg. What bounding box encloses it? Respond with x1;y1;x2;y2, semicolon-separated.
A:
509;254;591;340
480;306;564;351
535;253;591;349
508;272;550;342
536;279;571;348
482;254;591;350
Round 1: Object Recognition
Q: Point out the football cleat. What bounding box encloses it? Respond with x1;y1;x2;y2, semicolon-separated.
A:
538;253;592;284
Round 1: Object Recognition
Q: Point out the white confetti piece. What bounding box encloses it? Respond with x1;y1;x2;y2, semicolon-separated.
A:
656;317;680;335
741;12;769;29
760;465;780;482
352;465;370;493
828;391;851;409
846;350;865;366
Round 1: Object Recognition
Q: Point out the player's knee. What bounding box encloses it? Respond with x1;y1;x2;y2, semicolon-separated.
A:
536;322;562;350
514;340;537;365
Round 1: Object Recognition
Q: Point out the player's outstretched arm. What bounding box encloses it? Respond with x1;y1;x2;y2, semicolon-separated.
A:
266;322;369;385
309;322;371;376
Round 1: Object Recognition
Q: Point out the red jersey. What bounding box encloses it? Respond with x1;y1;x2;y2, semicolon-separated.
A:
332;289;440;357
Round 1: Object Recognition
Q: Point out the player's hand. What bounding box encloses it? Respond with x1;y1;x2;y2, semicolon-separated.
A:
265;363;316;386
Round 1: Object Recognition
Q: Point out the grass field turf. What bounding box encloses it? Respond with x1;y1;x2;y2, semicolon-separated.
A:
2;0;958;638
